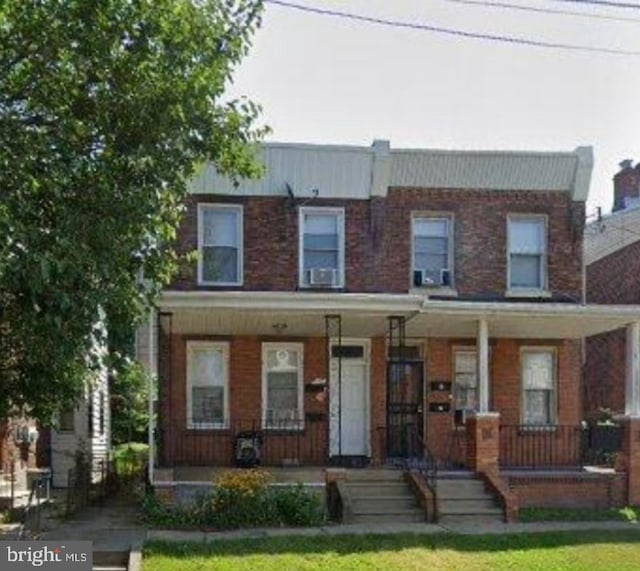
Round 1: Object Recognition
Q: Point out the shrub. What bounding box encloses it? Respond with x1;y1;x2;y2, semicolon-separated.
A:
269;484;324;527
139;469;325;530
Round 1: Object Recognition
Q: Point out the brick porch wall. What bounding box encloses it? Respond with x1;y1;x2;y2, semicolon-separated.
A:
508;473;626;509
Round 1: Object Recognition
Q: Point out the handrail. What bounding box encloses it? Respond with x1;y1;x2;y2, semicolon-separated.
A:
404;429;438;496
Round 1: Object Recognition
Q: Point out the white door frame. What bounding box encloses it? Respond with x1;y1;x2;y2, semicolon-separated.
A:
329;338;371;457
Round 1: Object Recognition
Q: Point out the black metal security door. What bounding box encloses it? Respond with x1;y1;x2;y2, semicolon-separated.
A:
387;360;424;459
386;316;424;459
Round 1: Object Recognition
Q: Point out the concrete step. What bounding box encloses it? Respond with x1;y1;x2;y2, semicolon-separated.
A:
439;501;503;516
352;510;426;524
346;469;404;482
439;514;504;526
352;496;418;511
93;550;129;570
437;483;489;499
346;482;410;495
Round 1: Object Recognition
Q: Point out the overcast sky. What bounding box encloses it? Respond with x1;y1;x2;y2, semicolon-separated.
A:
227;0;640;214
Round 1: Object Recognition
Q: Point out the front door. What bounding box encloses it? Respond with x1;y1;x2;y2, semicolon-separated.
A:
386;360;424;458
329;341;369;457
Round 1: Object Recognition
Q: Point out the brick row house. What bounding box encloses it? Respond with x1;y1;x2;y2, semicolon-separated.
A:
139;140;640;514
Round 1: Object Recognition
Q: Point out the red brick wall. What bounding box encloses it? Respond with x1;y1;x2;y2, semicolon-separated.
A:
158;333;582;468
508;473;626;509
170;190;584;300
425;338;582;467
613;164;640;212
585;239;640;416
159;334;330;467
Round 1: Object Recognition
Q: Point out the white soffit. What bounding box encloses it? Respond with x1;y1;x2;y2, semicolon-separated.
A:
159;291;640;339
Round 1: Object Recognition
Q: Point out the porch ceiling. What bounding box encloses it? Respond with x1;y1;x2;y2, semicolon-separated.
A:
159;291;640;339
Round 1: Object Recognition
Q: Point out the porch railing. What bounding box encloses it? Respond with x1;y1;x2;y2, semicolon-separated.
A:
156;418;326;468
499;424;623;470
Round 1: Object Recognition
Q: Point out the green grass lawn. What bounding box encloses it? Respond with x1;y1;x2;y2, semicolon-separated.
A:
144;530;640;571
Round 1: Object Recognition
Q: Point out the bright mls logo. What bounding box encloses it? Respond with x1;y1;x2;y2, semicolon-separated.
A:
0;542;92;570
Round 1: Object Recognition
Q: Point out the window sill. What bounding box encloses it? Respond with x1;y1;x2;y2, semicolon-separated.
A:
505;289;552;299
299;284;344;291
410;287;458;297
198;281;243;287
262;425;305;433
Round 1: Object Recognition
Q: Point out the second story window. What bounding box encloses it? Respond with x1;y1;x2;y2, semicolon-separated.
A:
198;204;243;286
412;216;452;287
508;216;547;292
299;207;345;288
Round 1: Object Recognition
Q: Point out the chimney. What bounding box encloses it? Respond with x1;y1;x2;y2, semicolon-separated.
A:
613;159;640;212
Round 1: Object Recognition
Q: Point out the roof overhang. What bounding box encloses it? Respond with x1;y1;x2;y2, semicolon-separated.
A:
157;291;640;339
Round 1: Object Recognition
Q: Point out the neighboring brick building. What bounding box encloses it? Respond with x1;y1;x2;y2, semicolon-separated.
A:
139;140;640;510
586;160;640;415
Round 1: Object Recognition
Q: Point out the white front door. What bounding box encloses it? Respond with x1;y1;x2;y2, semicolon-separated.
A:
329;341;369;457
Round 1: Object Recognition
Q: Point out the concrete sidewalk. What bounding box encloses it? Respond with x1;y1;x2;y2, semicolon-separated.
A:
147;519;640;543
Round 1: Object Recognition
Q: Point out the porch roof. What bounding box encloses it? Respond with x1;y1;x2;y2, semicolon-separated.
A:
157;290;640;339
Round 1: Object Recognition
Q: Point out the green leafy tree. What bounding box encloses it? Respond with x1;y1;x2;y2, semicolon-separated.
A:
0;0;267;422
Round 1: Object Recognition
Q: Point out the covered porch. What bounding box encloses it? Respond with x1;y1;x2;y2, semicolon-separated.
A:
148;291;640;484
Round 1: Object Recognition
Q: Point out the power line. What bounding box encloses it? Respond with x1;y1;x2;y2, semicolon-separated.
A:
548;0;640;10
264;0;640;57
443;0;640;23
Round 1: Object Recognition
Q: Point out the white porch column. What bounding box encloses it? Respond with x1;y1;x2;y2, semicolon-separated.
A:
626;321;640;417
476;318;490;413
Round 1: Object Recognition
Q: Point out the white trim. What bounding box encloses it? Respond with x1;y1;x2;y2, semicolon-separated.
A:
186;341;230;430
329;338;371;457
197;203;243;286
298;206;346;289
261;342;305;430
520;346;557;426
411;213;455;289
625;322;640;417
507;214;548;293
158;289;640;320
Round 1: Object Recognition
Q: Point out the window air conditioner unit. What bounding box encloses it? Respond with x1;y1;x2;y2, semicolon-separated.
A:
309;268;337;287
414;269;451;287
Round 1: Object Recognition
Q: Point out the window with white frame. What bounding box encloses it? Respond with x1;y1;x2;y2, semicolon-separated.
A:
521;349;556;425
453;349;478;425
186;341;229;428
508;216;546;290
299;208;344;287
412;216;452;287
198;204;243;285
262;343;304;429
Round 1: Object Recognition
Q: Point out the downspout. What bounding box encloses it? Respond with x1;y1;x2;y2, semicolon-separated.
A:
148;308;155;485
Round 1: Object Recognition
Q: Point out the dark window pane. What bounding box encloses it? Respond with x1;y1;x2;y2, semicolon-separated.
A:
203;246;238;283
304;233;338;250
511;254;541;288
304;250;338;270
331;345;365;359
192;386;224;424
59;408;75;432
